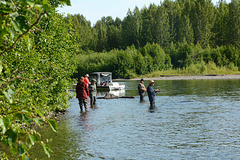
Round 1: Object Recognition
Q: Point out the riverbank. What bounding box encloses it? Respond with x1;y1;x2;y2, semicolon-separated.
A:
130;74;240;81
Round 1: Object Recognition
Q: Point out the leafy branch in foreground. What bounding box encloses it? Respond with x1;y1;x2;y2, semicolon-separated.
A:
0;0;76;159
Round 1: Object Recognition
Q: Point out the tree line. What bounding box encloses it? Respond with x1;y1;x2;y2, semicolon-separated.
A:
75;42;239;78
68;0;240;78
67;0;240;52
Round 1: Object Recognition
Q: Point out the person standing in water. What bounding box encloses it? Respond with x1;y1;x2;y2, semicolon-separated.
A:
147;80;159;107
138;79;147;101
76;76;89;112
89;79;97;106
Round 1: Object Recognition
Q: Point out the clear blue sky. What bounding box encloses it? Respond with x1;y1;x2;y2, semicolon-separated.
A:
57;0;231;25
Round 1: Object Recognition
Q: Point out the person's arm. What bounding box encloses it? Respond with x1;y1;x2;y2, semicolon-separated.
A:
139;84;147;91
142;87;147;91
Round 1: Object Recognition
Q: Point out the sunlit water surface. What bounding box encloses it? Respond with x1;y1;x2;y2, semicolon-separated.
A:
30;79;240;160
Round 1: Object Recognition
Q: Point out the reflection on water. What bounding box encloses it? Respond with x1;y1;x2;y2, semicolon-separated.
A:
27;79;240;159
97;89;126;97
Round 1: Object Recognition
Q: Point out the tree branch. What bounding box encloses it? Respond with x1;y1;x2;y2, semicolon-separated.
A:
0;68;49;89
0;12;46;56
16;76;50;82
0;77;18;90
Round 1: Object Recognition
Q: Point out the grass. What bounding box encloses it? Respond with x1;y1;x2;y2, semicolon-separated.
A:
139;62;240;78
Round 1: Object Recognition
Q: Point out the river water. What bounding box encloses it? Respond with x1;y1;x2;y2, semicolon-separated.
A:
30;79;240;160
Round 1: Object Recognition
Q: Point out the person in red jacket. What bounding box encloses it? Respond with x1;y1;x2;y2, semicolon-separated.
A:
76;76;89;112
84;74;89;86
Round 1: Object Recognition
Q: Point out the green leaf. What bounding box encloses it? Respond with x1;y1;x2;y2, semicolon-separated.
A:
48;119;58;132
32;107;44;118
28;37;33;51
33;118;43;126
0;117;9;134
9;28;15;40
29;134;39;145
5;129;17;146
41;0;50;11
10;144;17;155
0;60;2;74
3;91;12;103
59;0;71;6
12;16;29;33
22;154;31;160
18;144;25;155
26;0;35;7
22;114;32;125
8;88;14;95
41;143;51;158
12;20;22;33
21;142;29;152
3;88;14;104
0;1;7;5
0;28;8;43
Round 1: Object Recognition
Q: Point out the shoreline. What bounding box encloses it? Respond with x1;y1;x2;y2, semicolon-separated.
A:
114;75;240;81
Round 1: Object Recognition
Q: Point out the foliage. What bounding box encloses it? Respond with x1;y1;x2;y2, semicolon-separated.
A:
67;0;239;79
0;0;77;159
65;0;240;52
76;43;171;78
75;43;240;79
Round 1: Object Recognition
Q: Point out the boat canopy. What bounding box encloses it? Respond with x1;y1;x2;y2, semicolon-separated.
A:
90;72;112;86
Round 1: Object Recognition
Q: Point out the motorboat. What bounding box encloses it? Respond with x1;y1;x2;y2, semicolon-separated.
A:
90;72;125;91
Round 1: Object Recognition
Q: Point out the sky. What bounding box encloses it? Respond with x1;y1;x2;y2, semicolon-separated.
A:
57;0;231;25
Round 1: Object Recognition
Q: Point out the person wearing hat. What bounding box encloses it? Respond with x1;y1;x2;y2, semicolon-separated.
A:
89;79;97;106
76;76;89;112
138;79;147;101
147;80;159;107
84;74;89;86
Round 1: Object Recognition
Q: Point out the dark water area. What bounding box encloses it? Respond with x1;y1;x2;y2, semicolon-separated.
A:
29;79;240;160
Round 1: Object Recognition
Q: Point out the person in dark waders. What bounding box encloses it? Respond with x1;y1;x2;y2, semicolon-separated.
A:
138;79;147;101
76;76;89;112
89;79;97;106
147;80;159;107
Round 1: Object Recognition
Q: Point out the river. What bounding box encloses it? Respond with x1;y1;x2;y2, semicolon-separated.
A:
30;79;240;160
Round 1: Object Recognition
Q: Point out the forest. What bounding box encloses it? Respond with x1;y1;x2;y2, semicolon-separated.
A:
67;0;240;78
0;0;240;159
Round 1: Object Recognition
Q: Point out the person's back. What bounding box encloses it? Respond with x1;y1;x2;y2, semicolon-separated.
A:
76;77;89;112
76;81;88;99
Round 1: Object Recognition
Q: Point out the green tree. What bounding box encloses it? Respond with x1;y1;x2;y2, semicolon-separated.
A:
211;1;229;47
122;7;142;48
228;0;240;48
66;14;93;52
141;4;158;46
0;0;77;159
178;15;194;44
153;5;170;47
190;0;215;47
141;43;166;71
177;43;193;67
94;18;108;52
